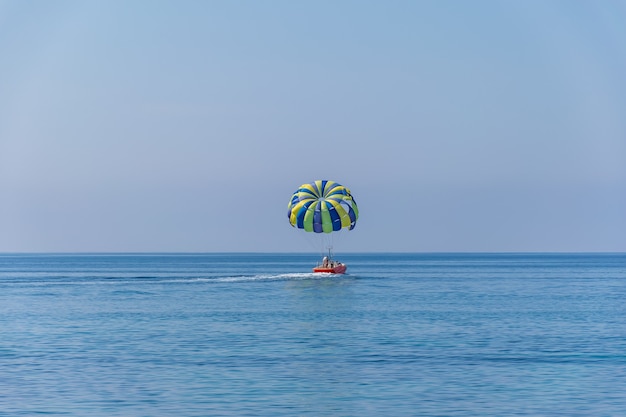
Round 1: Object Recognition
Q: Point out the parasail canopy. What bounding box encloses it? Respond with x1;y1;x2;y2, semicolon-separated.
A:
288;180;358;233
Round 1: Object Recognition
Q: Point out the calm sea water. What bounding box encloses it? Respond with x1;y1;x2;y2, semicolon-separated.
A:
1;253;625;416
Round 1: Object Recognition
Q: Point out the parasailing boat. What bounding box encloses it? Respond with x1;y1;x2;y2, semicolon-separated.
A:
313;262;347;274
287;180;359;274
312;249;347;274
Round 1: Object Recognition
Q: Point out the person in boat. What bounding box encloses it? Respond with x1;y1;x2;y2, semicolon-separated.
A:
322;256;329;268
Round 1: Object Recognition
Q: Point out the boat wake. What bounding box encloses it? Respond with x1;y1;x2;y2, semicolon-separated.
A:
209;272;346;283
0;272;350;286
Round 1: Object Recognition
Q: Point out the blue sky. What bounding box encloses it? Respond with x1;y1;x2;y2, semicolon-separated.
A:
1;1;625;252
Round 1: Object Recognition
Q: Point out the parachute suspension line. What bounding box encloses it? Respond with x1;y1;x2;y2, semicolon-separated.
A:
301;231;324;254
318;233;336;260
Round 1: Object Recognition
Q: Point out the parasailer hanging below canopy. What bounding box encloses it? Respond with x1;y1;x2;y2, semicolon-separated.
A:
287;180;358;273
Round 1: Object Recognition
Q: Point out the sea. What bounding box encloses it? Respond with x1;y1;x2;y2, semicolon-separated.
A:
1;253;625;417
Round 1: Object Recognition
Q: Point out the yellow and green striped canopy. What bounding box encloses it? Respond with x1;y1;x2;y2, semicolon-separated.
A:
287;180;358;233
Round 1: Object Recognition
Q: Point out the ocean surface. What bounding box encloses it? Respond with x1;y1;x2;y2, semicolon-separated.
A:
1;253;625;417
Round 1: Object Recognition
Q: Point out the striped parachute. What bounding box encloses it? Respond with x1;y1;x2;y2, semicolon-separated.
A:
288;180;358;233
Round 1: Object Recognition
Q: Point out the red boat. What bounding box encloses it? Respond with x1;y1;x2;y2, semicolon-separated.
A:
312;254;347;274
313;263;347;274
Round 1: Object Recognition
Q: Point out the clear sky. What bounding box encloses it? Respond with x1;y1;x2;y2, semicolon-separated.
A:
1;1;625;252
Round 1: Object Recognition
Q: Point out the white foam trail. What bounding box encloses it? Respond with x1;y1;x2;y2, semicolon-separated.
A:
212;272;328;283
0;272;349;286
